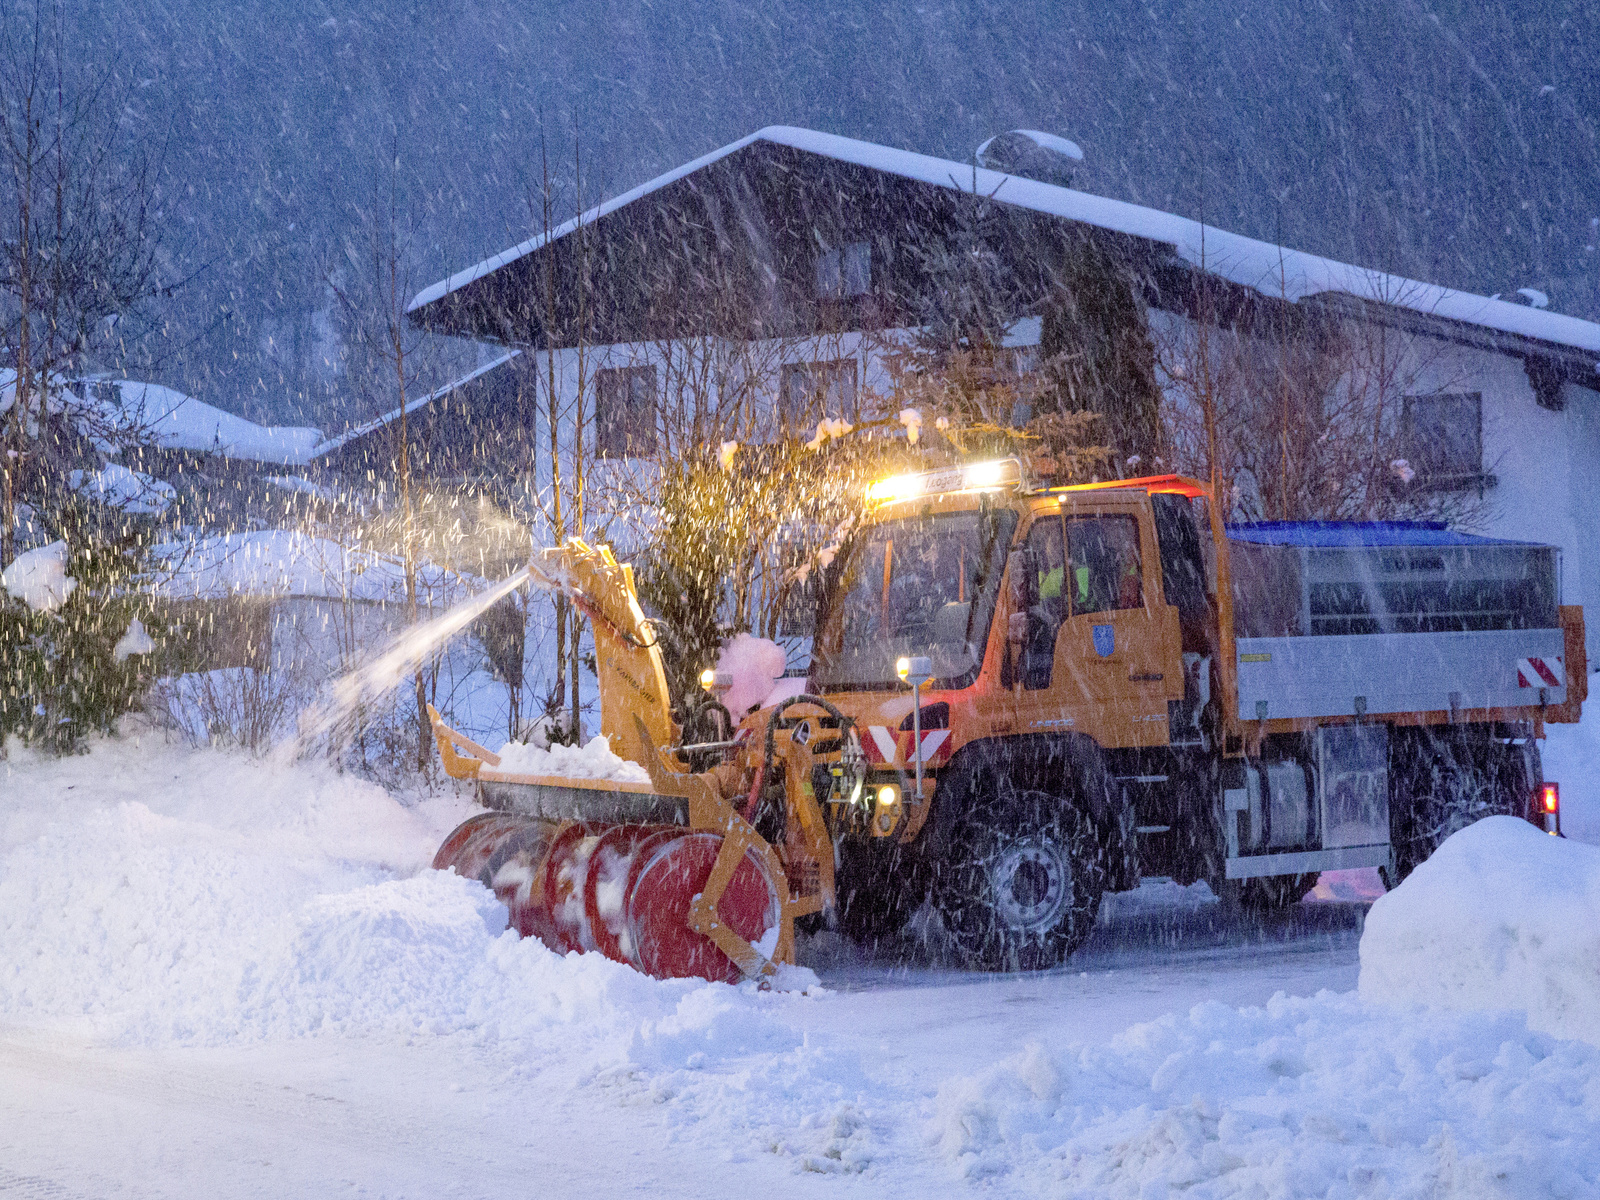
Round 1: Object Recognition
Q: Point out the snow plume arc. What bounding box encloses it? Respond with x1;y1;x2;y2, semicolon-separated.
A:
291;563;532;755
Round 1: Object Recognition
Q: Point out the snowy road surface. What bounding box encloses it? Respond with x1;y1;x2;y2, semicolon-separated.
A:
1;728;1596;1198
0;911;1356;1200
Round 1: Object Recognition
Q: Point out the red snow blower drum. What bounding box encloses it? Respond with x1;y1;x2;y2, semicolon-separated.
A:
433;813;781;983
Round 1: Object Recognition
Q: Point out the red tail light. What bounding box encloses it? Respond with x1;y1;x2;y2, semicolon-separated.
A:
1538;783;1562;837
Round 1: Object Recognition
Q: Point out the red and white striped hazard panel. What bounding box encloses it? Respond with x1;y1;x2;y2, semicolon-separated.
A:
895;728;952;767
863;726;899;764
1517;657;1564;688
863;726;953;766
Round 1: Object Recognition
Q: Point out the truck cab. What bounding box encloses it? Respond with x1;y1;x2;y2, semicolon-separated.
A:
804;459;1583;970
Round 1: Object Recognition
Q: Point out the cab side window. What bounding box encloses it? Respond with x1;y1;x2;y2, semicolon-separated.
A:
1023;516;1068;688
1028;516;1068;617
1065;516;1144;614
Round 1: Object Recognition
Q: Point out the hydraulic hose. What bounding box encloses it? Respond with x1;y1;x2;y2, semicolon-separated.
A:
746;694;859;827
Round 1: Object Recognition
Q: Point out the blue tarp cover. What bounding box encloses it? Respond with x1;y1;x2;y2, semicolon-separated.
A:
1225;521;1541;548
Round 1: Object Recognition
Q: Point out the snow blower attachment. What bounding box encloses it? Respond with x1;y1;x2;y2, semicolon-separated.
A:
431;539;862;984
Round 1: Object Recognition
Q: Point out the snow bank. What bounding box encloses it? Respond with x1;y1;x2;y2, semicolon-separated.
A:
0;738;762;1049
927;994;1599;1194
494;733;650;783
715;633;786;716
0;540;76;611
1359;816;1600;1046
0;736;865;1168
3;735;1598;1190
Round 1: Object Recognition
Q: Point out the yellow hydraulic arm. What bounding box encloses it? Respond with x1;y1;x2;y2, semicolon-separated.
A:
526;538;679;767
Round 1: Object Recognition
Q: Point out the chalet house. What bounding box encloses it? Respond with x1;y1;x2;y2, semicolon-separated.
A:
350;126;1600;667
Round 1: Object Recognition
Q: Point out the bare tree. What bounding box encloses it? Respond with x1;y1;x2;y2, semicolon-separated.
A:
516;132;604;740
578;323;907;709
326;141;436;770
1158;265;1490;526
0;0;162;565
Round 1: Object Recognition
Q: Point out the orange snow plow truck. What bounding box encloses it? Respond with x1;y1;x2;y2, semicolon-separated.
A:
431;464;1585;981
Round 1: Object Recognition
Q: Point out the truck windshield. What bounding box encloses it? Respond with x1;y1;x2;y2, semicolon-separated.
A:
811;507;1017;691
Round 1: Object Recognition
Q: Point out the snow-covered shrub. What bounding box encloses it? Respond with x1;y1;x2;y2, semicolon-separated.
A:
151;666;305;753
0;528;162;752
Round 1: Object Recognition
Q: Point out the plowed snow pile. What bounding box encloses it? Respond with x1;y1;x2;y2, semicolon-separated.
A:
926;996;1599;1195
1359;816;1600;1046
493;734;651;782
2;734;1598;1195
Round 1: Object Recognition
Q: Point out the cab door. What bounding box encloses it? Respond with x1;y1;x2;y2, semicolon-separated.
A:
1015;499;1183;747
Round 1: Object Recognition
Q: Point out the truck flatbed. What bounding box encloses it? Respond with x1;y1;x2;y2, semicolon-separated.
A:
1227;521;1569;721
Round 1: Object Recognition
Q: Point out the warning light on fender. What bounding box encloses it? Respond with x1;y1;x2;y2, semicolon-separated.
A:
1538;783;1562;837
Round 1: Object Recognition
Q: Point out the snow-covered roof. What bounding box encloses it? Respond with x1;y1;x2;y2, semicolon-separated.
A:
309;351;520;460
411;126;1600;363
92;380;324;465
6;372;326;465
150;529;490;605
1;374;326;467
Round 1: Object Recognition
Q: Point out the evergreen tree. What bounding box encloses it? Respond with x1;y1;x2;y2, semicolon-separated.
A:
1;496;163;751
1037;230;1166;472
898;187;1112;482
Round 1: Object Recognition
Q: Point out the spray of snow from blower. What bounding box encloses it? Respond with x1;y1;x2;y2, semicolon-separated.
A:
290;562;533;757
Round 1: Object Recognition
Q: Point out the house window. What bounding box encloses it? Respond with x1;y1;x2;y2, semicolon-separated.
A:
780;359;858;427
1399;393;1483;488
595;365;657;457
815;241;871;299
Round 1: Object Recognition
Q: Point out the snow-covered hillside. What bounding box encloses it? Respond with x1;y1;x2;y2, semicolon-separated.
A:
1;725;1596;1197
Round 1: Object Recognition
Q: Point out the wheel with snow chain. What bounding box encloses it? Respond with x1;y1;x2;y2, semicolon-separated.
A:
1384;734;1537;889
932;782;1105;971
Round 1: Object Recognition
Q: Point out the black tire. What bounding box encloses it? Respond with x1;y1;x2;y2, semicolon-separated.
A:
932;782;1105;971
834;843;929;947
